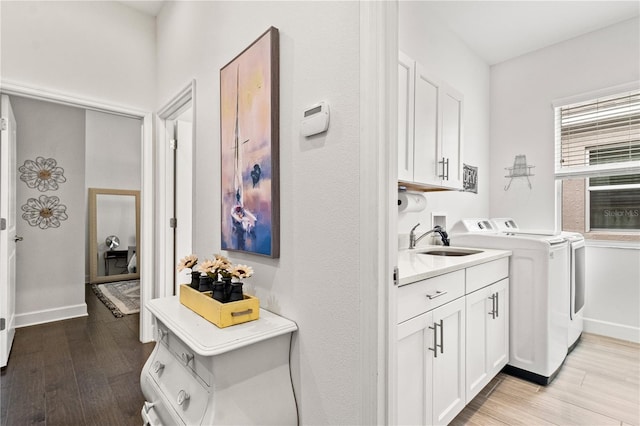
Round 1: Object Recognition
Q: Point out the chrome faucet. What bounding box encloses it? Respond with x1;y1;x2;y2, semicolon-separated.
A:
409;223;450;249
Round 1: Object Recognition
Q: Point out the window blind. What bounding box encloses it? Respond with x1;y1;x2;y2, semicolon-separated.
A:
555;90;640;179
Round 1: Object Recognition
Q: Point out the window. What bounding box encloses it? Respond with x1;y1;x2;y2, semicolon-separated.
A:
555;89;640;236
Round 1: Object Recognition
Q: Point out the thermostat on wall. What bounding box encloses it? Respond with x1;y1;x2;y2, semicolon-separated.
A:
301;101;330;137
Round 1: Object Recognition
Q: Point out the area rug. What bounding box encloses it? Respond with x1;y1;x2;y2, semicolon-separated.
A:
92;280;140;317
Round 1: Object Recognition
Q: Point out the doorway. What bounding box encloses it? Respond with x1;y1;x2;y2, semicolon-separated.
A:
157;82;195;297
0;83;154;343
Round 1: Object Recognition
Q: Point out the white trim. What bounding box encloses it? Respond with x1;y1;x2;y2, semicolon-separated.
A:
555;161;640;179
360;2;397;424
583;317;640;343
551;81;640;108
156;81;196;299
1;79;155;343
15;303;88;328
586;240;640;250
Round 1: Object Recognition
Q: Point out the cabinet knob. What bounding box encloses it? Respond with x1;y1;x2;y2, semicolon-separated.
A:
152;360;165;374
177;389;190;406
181;352;194;365
143;401;155;413
158;328;168;340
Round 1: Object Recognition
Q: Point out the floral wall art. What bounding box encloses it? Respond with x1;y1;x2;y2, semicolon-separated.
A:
220;27;280;258
19;156;68;229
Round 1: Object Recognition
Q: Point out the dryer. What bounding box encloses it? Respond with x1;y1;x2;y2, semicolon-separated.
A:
450;219;569;385
490;218;584;350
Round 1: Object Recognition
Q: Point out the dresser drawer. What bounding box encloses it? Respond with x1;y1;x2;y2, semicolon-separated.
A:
156;321;211;386
466;257;509;294
149;344;210;425
397;269;465;324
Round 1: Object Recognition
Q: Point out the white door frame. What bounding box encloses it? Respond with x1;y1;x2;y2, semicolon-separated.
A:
157;81;196;298
359;2;397;424
0;80;155;343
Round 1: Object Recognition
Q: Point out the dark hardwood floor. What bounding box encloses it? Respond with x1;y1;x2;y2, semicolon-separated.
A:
0;285;155;426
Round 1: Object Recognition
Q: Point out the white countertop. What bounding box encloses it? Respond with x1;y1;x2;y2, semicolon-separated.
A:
397;245;511;286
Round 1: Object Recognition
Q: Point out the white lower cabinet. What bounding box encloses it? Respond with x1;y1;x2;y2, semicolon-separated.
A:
397;297;466;426
465;278;509;403
396;257;509;425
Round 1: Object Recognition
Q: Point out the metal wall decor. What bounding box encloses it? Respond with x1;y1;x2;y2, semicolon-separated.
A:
21;195;68;229
19;156;66;191
463;164;478;193
504;154;535;190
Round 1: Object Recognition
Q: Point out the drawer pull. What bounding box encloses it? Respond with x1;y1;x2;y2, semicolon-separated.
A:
143;401;156;413
177;389;190;406
181;352;194;365
426;290;447;300
158;328;168;340
152;361;165;374
231;308;253;317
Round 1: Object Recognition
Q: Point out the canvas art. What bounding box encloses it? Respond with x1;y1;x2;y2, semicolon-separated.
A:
220;27;280;258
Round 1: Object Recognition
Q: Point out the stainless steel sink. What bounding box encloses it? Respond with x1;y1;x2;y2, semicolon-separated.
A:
418;249;482;257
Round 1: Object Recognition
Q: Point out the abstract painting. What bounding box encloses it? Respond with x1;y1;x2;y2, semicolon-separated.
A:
220;27;280;258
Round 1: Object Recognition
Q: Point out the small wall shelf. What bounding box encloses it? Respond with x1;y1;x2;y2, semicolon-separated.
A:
504;155;535;190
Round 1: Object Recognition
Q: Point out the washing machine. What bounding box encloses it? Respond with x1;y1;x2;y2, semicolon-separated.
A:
450;219;569;385
490;218;585;351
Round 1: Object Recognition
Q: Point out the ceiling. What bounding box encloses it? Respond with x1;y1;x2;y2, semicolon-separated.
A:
117;1;640;66
425;1;640;65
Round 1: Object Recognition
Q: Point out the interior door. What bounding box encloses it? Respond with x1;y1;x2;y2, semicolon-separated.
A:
0;94;18;368
174;117;193;292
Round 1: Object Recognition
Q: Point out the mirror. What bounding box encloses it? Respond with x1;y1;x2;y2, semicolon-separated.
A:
89;188;140;284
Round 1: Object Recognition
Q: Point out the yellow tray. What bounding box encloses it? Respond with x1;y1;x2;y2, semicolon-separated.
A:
179;284;259;328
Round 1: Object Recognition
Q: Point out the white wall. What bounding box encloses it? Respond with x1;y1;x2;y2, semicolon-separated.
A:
489;18;640;230
585;244;640;342
490;18;640;341
10;96;87;326
85;111;141;279
156;2;363;424
0;0;156;111
398;1;491;245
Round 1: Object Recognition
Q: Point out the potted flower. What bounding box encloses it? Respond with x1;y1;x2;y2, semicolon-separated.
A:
198;254;254;302
177;255;199;289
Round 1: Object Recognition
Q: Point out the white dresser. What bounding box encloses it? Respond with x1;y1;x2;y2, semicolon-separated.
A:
141;296;298;425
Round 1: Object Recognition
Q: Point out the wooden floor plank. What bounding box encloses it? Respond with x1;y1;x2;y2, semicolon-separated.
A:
453;334;640;426
43;360;86;426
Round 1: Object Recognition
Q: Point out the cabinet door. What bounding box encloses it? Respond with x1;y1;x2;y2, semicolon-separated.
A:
440;85;463;189
398;51;415;182
487;279;509;376
413;63;441;186
397;312;433;426
431;297;466;425
465;286;490;403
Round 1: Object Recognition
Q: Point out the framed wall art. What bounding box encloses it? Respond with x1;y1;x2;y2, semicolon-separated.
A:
220;26;280;258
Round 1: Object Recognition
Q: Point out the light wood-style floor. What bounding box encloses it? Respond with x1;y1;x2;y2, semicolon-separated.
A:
452;333;640;426
2;289;639;425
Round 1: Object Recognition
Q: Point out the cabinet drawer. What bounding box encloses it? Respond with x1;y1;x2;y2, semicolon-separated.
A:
466;258;508;294
157;321;211;386
149;344;210;425
397;270;465;323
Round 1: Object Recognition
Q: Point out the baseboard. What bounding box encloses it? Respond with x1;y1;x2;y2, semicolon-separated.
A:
583;317;640;343
15;303;88;328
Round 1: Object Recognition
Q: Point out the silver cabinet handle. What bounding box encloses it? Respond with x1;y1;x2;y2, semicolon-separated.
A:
426;290;447;300
488;294;496;319
177;389;190;406
181;352;194;366
428;320;444;357
428;322;438;358
495;292;499;318
143;401;155;413
14;235;23;242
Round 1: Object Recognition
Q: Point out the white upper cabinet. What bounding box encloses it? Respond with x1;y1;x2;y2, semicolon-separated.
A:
398;51;464;190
